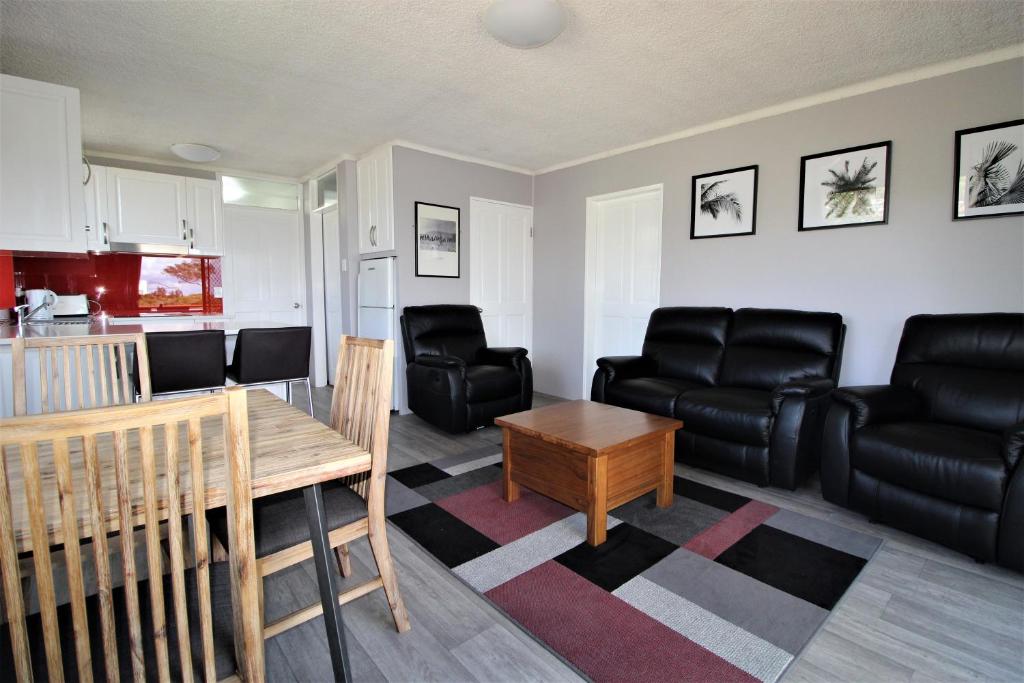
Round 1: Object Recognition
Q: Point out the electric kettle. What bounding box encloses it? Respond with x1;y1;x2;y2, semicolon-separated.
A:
25;289;58;320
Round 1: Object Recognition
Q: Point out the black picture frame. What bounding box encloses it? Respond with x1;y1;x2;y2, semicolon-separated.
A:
798;140;892;231
952;119;1024;221
689;164;759;240
414;201;461;278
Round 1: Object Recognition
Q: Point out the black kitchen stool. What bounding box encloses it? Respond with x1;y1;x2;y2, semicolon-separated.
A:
227;326;313;415
133;329;227;400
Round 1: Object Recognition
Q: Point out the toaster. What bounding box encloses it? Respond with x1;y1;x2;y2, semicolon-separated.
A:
51;294;90;317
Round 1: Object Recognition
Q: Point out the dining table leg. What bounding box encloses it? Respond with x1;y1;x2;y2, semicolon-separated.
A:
304;483;353;683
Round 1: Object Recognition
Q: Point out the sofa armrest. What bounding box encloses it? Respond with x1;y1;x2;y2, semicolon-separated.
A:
478;347;528;367
770;378;835;414
414;354;467;374
595;355;655;383
831;385;925;429
1004;422;1024;471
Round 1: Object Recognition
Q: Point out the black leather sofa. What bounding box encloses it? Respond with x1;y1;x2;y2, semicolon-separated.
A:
821;313;1024;571
592;307;845;489
400;305;533;433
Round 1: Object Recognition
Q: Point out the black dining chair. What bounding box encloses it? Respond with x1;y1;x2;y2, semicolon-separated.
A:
226;326;313;415
133;329;227;399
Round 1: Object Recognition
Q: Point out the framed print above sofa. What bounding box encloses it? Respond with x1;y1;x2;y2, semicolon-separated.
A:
799;141;891;231
953;119;1024;220
690;165;758;239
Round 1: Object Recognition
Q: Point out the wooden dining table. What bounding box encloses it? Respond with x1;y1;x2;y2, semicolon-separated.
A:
6;389;364;682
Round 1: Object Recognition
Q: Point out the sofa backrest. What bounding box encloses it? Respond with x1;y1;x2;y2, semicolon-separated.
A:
891;313;1024;433
719;308;845;390
400;305;487;365
641;307;732;385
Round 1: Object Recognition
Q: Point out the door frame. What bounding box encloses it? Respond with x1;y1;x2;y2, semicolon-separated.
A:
469;196;534;353
581;183;663;398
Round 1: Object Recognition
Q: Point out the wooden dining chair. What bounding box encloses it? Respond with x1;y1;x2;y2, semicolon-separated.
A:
0;388;263;682
209;335;410;639
11;333;152;416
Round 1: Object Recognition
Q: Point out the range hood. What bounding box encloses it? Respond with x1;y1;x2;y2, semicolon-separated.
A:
107;242;190;256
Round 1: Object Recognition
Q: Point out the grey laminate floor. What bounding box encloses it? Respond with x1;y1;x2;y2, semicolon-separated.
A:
271;387;1024;683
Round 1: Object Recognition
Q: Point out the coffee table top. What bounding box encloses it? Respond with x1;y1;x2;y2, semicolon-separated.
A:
495;400;682;456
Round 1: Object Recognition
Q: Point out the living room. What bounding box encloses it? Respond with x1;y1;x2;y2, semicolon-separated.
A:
0;1;1021;682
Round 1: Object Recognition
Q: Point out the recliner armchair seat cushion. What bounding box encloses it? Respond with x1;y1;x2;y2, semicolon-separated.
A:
674;387;774;447
604;377;700;417
465;364;522;403
853;422;1006;511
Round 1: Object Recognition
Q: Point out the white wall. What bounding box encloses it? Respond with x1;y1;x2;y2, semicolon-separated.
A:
533;58;1024;400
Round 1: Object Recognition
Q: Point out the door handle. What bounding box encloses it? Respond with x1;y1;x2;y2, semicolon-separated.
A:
293;302;301;309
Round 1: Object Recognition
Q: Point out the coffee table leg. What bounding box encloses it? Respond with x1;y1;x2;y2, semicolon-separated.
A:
657;432;674;508
587;455;608;546
501;427;521;502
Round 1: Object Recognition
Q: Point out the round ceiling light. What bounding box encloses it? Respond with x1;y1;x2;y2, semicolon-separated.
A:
170;143;221;163
484;0;566;49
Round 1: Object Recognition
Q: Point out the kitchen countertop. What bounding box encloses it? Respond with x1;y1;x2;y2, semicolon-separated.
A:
0;318;287;345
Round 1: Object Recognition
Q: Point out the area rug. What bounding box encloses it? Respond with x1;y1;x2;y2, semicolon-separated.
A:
385;448;881;683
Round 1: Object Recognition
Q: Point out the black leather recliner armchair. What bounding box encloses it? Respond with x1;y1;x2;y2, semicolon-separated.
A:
400;305;532;433
593;307;845;489
821;313;1024;571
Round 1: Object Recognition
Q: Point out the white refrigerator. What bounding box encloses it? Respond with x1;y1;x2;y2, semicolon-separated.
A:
357;257;399;409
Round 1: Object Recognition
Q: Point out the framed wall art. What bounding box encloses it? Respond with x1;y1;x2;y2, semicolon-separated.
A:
690;165;758;239
799;141;891;231
953;119;1024;220
415;201;460;278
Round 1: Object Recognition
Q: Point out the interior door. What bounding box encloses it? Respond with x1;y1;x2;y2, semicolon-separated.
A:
223;205;305;324
321;208;344;382
470;198;533;352
583;185;663;397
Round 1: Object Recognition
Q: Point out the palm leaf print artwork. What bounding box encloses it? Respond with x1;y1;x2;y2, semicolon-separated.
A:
968;141;1024;207
821;157;878;219
700;179;742;222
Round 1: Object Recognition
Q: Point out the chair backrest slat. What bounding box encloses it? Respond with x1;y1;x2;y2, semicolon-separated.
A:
330;336;394;502
11;334;152;416
0;389;263;682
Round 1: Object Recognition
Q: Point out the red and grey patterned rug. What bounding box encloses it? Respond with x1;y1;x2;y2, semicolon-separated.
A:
386;448;881;682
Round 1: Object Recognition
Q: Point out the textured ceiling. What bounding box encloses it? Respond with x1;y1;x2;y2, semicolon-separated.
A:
1;1;1021;177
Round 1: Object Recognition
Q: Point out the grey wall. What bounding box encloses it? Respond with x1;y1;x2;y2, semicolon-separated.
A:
390;145;534;410
533;58;1024;400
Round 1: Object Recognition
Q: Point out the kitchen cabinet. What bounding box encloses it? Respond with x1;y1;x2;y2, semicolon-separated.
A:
185;177;224;255
84;163;110;251
105;167;189;249
357;145;394;254
0;75;86;253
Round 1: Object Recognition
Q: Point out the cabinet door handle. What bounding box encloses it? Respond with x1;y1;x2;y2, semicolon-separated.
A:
189;226;195;250
102;222;109;246
182;219;187;240
370;224;377;246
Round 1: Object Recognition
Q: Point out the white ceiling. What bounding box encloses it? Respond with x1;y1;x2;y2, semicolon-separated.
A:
2;1;1021;177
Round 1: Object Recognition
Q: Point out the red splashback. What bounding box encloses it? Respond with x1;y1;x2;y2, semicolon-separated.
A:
13;252;223;316
0;251;14;309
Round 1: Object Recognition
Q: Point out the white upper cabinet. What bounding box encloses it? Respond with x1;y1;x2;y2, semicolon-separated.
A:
185;177;224;255
0;75;86;253
105;167;188;248
357;145;394;254
83;163;109;251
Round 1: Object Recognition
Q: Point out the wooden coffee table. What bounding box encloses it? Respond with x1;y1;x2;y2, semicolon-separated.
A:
496;400;683;546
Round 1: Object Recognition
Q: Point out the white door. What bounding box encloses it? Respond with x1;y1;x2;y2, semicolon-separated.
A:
186;177;223;255
321;208;344;382
582;185;663;397
470;198;533;352
222;205;306;324
106;167;188;247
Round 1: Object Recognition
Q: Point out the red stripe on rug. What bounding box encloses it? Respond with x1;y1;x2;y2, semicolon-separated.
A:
437;480;573;544
683;500;778;559
487;560;757;683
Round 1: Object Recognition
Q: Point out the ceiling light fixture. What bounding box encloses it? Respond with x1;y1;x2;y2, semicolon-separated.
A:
484;0;566;49
170;142;221;163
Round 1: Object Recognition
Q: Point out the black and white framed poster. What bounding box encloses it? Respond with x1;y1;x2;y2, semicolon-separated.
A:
415;202;460;278
690;165;758;239
799;141;891;231
953;119;1024;220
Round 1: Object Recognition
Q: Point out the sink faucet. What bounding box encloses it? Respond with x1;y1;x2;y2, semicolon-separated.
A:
14;303;49;325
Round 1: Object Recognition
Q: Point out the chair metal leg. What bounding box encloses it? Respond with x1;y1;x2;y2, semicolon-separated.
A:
305;483;352;683
285;380;292;406
305;377;314;417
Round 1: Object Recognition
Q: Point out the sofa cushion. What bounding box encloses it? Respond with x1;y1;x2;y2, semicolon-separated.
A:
605;377;700;417
719;308;843;390
853;422;1006;511
674;387;774;447
465;364;522;403
641;307;731;385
